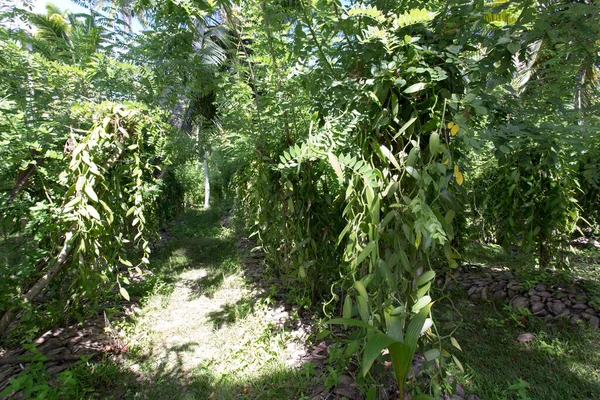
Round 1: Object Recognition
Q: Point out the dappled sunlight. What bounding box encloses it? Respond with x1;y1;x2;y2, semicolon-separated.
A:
106;209;317;399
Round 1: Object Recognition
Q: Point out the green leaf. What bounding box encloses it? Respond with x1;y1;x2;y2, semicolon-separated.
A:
412;395;436;400
378;260;395;287
507;42;520;54
64;196;81;210
398;249;410;271
356;241;376;265
357;296;370;322
120;287;130;301
416;270;435;286
393;114;418;139
404;82;426;94
451;336;462;351
405;303;432;351
355;280;369;302
452;354;464;373
76;176;86;192
362;333;399;377
429;132;440;154
411;295;431;313
324;318;376;330
384;307;404;342
380;145;401;171
328;152;344;181
406;166;421;180
424;348;440;361
368;91;382;106
86;204;101;220
343;295;353;319
84;184;98;202
499;145;511;154
119;257;133;267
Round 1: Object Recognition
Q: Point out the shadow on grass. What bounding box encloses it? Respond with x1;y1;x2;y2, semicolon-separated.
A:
129;208;237;299
69;341;315;400
206;298;255;329
437;298;600;399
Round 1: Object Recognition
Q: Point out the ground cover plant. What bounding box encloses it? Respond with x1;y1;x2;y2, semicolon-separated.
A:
0;0;599;399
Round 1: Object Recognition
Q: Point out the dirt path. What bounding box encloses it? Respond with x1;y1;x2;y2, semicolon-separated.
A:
0;209;353;399
110;209;329;399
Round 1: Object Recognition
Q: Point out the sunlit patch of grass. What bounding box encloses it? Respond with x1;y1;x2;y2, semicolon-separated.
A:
71;208;316;399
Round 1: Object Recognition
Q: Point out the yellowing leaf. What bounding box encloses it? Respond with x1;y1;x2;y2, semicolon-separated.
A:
447;121;455;129
451;124;460;136
455;171;464;185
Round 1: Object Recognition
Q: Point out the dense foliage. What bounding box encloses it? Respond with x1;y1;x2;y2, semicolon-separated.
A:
0;0;598;397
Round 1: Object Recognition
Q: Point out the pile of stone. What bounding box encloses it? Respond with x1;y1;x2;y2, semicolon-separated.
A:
440;267;600;329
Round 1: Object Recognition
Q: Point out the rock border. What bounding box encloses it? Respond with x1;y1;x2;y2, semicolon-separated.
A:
439;266;600;329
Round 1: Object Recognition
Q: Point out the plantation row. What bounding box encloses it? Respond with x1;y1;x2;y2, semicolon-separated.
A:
1;0;599;398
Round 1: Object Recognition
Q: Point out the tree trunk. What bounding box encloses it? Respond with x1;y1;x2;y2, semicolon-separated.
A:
203;149;210;209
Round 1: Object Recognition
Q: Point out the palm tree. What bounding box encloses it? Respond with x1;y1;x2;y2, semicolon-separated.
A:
28;3;111;64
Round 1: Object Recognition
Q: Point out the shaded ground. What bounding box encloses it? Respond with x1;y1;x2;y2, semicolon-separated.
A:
435;242;600;400
108;208;323;399
2;212;600;399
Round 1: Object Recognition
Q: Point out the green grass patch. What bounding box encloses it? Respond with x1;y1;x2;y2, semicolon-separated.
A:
437;295;600;400
60;207;317;399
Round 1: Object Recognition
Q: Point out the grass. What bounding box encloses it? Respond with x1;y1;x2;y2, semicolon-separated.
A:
437;298;600;400
439;242;600;400
63;208;317;399
7;213;600;399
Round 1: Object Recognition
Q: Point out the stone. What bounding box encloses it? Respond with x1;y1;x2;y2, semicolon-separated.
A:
466;395;481;400
481;287;489;300
508;289;520;298
533;308;548;317
530;295;541;303
468;286;478;297
492;290;507;300
537;291;552;298
530;301;545;313
47;346;67;356
582;313;592;320
510;296;530;310
549;301;566;315
562;299;572;307
46;364;69;375
585;308;597;317
337;375;353;385
333;383;360;400
535;283;548;291
573;303;588;310
455;384;466;397
589;316;600;329
507;280;520;289
571;315;582;325
517;333;536;343
555;309;571;318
